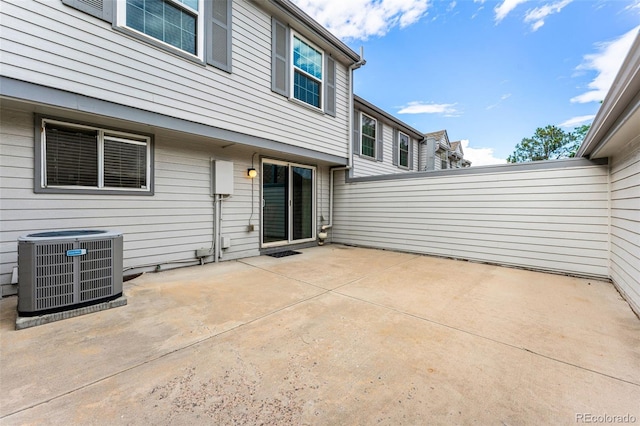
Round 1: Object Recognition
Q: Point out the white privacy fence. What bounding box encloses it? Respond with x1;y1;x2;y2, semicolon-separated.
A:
333;158;610;278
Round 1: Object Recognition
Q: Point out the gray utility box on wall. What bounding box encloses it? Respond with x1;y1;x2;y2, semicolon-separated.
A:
18;230;123;316
211;160;234;195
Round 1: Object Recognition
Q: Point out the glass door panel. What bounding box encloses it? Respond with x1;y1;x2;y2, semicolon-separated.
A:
292;166;313;241
262;160;315;247
262;162;288;244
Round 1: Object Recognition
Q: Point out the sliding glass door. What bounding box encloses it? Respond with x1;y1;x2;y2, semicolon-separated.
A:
262;160;315;247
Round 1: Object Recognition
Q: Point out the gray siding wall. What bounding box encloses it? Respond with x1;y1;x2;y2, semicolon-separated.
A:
0;0;350;159
609;144;640;315
0;108;330;294
332;161;610;278
353;115;418;177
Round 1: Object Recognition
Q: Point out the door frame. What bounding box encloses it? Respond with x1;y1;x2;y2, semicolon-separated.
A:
260;158;317;248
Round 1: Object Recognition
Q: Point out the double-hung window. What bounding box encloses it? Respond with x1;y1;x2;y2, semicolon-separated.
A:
361;113;377;158
271;19;336;115
398;132;409;168
121;0;203;58
38;118;152;194
63;0;232;70
292;33;323;109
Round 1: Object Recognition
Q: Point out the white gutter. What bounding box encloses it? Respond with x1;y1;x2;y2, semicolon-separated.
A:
322;47;366;232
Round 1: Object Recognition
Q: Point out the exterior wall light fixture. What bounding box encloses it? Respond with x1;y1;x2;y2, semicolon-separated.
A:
247;168;258;178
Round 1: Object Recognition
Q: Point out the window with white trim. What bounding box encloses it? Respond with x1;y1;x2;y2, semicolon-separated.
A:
40;119;151;193
292;33;323;109
63;0;231;71
361;113;377;158
399;132;409;168
119;0;204;59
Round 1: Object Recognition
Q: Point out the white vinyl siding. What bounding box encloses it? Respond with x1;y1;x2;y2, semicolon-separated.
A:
0;0;350;159
609;145;640;315
0;108;331;295
334;161;610;277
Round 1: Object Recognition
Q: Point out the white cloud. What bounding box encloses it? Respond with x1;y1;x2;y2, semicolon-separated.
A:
397;101;460;116
494;0;528;23
290;0;429;41
571;26;639;104
524;0;572;32
625;0;640;13
460;140;506;166
447;1;457;12
486;93;512;110
471;5;484;19
558;115;596;128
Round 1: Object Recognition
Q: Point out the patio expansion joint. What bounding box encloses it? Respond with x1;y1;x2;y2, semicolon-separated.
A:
331;291;640;389
1;277;337;420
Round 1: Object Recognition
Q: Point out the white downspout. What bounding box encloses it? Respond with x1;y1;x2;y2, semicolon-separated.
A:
322;47;366;233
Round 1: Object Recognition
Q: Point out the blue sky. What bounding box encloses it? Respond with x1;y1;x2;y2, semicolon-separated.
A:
292;0;640;165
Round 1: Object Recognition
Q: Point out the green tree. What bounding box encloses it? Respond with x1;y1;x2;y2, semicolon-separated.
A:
507;124;590;163
566;124;591;158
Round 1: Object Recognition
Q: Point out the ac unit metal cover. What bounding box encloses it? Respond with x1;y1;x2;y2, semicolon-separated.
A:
18;230;123;316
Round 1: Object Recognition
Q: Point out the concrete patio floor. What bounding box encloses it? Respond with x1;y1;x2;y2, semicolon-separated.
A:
1;245;639;425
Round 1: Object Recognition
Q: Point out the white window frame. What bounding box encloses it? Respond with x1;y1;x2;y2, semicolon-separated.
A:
360;112;377;159
360;112;378;160
290;31;324;110
40;118;152;193
398;131;410;169
115;0;205;60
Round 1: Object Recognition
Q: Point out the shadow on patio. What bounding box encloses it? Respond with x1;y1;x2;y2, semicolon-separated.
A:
1;245;639;424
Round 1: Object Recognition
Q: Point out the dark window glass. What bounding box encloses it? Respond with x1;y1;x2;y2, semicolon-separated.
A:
45;124;98;187
126;0;197;55
361;115;376;158
104;138;147;188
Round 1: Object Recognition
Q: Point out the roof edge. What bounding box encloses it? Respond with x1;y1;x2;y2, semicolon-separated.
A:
269;0;361;63
354;95;425;140
577;29;640;158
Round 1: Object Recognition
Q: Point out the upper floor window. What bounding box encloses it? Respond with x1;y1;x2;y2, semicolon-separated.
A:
440;151;448;169
63;0;232;71
292;34;323;109
124;0;200;56
399;132;409;168
361;113;377;158
271;19;336;115
37;118;153;195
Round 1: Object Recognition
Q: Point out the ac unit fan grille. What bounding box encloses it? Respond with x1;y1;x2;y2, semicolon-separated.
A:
79;239;113;301
31;239;115;310
35;242;75;310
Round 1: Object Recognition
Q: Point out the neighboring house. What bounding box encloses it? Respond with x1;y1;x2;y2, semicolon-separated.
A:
449;141;471;168
421;131;472;171
352;95;423;177
351;96;476;177
333;30;639;317
422;130;451;171
0;0;364;295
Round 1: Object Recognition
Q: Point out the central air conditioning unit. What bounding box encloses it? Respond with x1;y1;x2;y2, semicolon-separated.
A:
18;230;123;316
